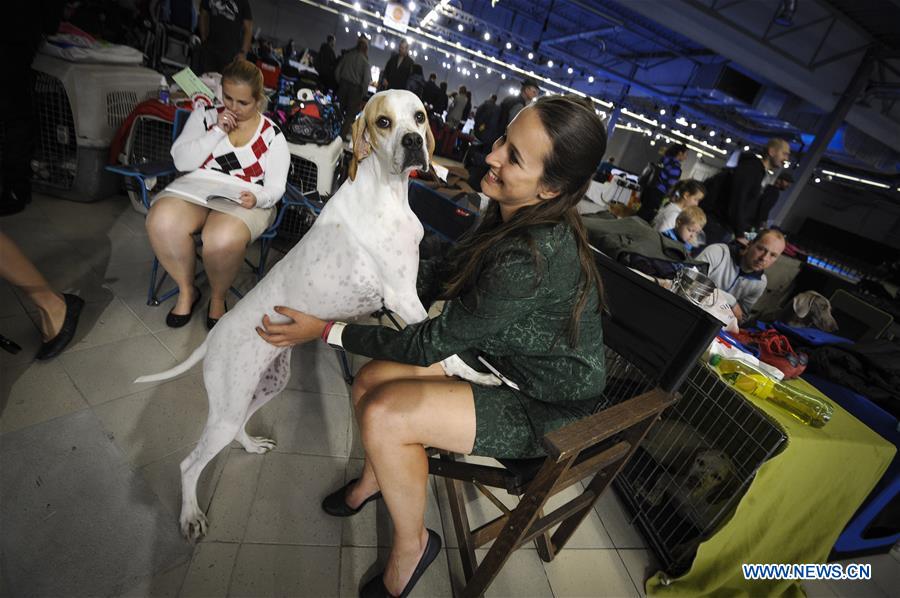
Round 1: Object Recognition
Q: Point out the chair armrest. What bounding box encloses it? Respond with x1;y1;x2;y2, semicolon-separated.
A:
542;388;676;461
283;183;325;214
106;160;177;179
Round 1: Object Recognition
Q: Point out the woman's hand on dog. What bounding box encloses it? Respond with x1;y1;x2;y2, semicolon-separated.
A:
238;191;257;209
256;306;327;347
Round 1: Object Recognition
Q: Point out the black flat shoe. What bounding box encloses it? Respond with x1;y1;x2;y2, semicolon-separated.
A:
35;294;84;360
360;529;442;598
165;287;201;328
206;300;227;330
322;478;382;517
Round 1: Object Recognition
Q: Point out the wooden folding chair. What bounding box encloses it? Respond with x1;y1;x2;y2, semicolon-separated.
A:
428;249;723;597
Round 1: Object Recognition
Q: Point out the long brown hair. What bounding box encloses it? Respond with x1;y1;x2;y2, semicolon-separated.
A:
441;95;607;346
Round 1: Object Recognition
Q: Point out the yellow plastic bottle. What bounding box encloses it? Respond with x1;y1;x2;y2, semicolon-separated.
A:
710;355;832;427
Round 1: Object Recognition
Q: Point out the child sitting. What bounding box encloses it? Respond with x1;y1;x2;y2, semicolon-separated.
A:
652;179;706;233
661;205;706;253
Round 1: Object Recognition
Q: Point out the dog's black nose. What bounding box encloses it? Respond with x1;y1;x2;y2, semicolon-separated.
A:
402;133;423;149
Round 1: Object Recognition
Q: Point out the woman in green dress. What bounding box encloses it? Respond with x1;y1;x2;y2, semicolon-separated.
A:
257;95;608;598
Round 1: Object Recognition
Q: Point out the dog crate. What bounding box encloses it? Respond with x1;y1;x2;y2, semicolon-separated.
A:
614;361;788;575
285;136;344;196
277;137;345;248
29;54;162;201
121;115;179;214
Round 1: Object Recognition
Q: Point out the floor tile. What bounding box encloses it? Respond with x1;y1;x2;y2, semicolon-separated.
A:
270;389;352;457
103;260;167;298
93;373;207;467
340;546;453;598
203;449;267;544
341;459;445;548
118;561;190;598
0;282;24;318
68;296;151;352
596;487;648;549
180;542;239;598
153;315;212;361
543;549;639;598
543;483;615;549
228;544;341;597
243;452;346;546
0;409;191;598
0;313;44;368
619;549;661;597
138;444;230;521
0;359;89;434
58;334;180;405
446;547;554;597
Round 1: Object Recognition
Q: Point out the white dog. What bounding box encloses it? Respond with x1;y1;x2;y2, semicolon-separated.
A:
136;90;497;540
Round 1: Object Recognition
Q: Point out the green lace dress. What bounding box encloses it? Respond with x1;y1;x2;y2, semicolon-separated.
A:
340;221;607;458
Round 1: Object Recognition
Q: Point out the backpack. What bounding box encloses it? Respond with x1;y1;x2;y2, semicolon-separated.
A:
638;161;662;192
282;89;342;145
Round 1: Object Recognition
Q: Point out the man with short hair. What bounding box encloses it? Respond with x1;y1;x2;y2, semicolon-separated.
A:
423;73;441;109
473;94;500;145
315;34;338;92
498;78;540;128
756;171;793;229
380;39;413;90
199;0;253;74
704;138;792;243
696;229;786;321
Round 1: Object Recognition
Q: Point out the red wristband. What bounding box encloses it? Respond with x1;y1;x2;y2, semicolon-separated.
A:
320;320;335;342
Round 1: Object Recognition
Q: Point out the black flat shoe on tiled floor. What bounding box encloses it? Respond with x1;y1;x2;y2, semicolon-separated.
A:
322;478;382;517
35;294;85;360
165;287;201;328
206;301;227;330
359;529;442;598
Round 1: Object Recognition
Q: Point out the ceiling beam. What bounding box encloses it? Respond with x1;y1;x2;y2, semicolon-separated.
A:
623;0;900;153
543;26;619;45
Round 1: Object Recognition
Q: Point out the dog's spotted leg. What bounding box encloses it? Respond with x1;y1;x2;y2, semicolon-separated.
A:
234;349;291;453
179;414;243;541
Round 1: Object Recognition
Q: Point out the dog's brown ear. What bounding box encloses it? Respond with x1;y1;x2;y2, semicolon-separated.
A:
348;113;371;182
425;122;435;168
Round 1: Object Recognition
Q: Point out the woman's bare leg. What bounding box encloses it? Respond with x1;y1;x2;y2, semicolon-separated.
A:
344;360;447;509
0;232;65;340
200;211;251;319
357;377;477;596
145;196;208;313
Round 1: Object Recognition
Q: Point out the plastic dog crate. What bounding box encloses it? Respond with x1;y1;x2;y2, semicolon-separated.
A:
285;136;344;196
30;53;162;201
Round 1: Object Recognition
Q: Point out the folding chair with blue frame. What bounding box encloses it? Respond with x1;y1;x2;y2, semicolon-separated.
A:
106;108;305;307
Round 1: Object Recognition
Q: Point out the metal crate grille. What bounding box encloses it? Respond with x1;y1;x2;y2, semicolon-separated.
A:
107;91;140;128
31;72;77;190
288;155;318;193
615;361;787;574
124;116;178;204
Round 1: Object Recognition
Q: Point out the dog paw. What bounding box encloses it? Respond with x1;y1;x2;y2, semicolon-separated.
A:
238;435;277;454
180;510;208;541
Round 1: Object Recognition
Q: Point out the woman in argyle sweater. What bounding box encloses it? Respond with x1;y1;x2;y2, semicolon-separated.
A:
257;96;608;598
147;59;289;330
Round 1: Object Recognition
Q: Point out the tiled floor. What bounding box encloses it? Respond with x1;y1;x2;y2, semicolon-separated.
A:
1;192;897;597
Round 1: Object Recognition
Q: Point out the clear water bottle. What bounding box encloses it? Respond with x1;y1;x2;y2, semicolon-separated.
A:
158;75;170;105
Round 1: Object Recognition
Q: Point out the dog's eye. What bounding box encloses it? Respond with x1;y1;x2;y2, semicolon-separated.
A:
415;111;426;124
376;116;391;129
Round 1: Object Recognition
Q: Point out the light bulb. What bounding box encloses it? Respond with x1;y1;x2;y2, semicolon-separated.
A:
484;32;490;41
588;75;594;83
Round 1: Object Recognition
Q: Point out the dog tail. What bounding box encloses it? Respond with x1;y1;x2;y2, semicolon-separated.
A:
134;341;208;384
